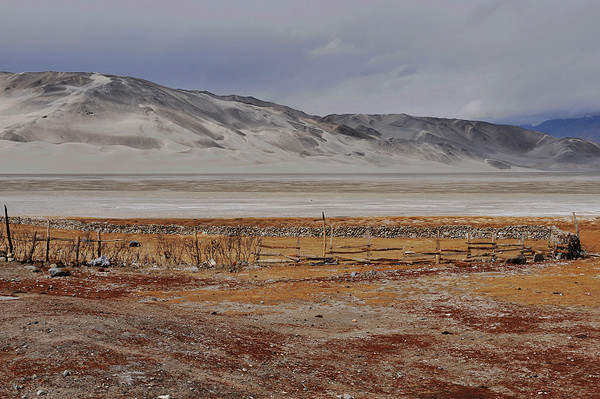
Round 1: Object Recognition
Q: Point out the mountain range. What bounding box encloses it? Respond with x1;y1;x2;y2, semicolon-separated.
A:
1;71;600;173
521;116;600;144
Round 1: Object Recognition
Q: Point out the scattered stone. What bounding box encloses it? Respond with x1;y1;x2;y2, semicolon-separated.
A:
7;257;14;262
505;255;527;265
533;253;545;262
368;269;376;276
49;267;70;277
36;390;47;396
350;271;359;277
314;314;324;318
441;331;453;335
0;257;6;263
0;296;19;301
24;265;41;273
575;334;588;339
89;256;110;267
62;370;71;377
49;263;58;269
129;240;141;247
157;395;172;399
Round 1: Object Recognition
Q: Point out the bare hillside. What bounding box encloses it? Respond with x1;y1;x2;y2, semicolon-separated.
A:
1;71;600;173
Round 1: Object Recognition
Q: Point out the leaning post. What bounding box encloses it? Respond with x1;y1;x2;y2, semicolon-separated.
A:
4;205;13;254
75;236;81;265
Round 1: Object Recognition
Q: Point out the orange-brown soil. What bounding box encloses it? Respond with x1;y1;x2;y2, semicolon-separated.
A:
1;216;599;398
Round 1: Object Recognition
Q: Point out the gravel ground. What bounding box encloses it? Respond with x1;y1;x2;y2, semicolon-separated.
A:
1;216;599;398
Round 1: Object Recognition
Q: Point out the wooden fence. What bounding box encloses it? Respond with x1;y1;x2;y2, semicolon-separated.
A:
1;206;582;268
253;228;566;266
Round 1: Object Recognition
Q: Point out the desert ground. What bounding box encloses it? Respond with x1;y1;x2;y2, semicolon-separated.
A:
1;216;599;398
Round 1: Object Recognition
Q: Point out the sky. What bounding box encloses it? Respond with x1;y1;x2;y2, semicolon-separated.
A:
2;0;600;124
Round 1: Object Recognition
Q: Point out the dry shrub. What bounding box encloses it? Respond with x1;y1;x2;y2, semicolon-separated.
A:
100;240;129;266
156;234;185;267
76;234;95;265
184;235;261;270
2;224;261;271
24;230;42;262
10;226;39;261
48;239;71;264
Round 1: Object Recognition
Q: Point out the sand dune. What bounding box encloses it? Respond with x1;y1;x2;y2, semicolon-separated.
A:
1;71;600;173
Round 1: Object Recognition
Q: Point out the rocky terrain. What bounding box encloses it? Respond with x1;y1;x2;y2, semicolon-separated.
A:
2;71;600;173
0;216;599;398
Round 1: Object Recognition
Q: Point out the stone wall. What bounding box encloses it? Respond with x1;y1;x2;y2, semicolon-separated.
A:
1;217;559;240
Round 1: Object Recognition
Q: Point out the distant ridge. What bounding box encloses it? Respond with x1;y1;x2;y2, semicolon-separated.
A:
1;71;600;173
521;116;600;143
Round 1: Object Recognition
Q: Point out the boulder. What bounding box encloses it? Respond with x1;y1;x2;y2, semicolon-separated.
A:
89;256;111;267
49;267;70;277
505;255;527;265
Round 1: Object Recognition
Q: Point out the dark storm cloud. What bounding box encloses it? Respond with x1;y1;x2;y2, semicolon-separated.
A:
2;0;600;123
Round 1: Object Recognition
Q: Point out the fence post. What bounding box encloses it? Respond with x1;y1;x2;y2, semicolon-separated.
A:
27;232;38;262
322;212;326;257
45;219;51;262
4;205;13;254
97;231;102;258
366;229;371;261
466;232;471;258
75;236;81;265
194;226;200;264
521;234;525;250
330;225;334;254
436;230;441;264
256;239;262;264
296;236;301;257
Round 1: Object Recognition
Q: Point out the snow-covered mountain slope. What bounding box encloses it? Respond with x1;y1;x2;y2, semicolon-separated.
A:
1;71;599;173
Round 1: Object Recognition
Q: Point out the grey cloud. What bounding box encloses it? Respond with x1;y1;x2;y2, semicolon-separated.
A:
1;0;600;124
